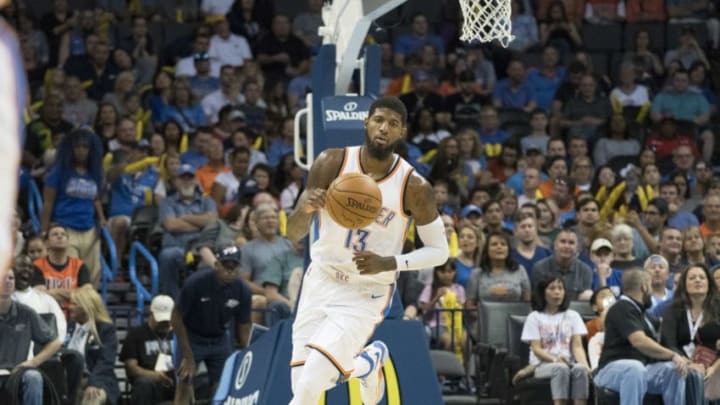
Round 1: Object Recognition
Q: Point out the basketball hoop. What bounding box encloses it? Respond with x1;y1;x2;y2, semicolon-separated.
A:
459;0;515;48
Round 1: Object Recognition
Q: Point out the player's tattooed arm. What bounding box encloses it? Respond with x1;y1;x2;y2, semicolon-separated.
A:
404;173;439;226
287;149;343;242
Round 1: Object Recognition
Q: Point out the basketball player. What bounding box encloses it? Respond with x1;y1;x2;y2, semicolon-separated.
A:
287;96;449;405
0;0;26;285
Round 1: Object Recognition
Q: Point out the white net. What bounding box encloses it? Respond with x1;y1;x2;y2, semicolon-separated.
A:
459;0;515;47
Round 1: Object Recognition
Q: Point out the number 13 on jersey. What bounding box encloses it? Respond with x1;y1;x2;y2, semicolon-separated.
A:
345;229;370;252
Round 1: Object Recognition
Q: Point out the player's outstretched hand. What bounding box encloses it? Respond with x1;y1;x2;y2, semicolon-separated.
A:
303;188;327;213
354;251;396;274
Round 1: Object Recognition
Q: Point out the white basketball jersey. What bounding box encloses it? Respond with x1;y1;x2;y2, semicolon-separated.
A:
311;146;415;285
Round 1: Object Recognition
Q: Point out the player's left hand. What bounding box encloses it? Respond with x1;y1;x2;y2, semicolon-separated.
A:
353;251;396;274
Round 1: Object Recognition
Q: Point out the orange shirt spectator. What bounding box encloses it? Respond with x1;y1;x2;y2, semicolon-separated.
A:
196;164;230;194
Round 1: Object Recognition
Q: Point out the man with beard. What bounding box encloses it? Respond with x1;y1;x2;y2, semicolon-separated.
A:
157;164;217;298
12;256;66;342
626;198;668;254
594;269;699;405
286;96;449;405
571;197;600;255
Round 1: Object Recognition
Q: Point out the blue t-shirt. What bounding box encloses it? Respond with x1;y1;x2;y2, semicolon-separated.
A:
667;211;699;231
181;149;208;169
393;34;445;56
506;170;549;195
267;139;294;168
591;265;623;296
511;246;552;280
527;67;566;112
650;90;709;122
493;79;536;109
453;258;475;289
162;104;208;133
177;269;252;339
45;166;98;231
110;168;160;217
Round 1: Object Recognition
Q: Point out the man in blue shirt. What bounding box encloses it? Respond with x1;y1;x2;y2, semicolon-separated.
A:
493;59;537;112
157;164;217;297
172;245;251;402
526;45;565;112
393;13;445;69
660;182;699;230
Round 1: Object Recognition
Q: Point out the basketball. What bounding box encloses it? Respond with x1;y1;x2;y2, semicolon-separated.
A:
325;173;383;229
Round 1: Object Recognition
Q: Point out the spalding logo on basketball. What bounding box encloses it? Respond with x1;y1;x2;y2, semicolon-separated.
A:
326;173;383;229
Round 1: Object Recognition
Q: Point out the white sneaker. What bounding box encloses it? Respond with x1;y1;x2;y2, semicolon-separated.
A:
359;340;388;405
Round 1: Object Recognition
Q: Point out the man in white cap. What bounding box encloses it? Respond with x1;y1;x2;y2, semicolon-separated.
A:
589;238;623;296
119;295;175;405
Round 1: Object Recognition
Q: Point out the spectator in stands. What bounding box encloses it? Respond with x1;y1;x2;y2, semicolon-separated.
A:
650;69;714;163
476;106;507;160
572;197;601;254
512;213;552;279
293;0;323;49
240;203;291;293
559;74;612;143
586;286;615;341
540;156;569;198
40;129;104;287
482;199;507;235
527;45;565;112
593;114;642;167
31;223;91;304
518;167;543;205
399;70;444;124
119;295;175;405
420;260;466;351
609;224;644;270
520;276;590;404
176;34;219;78
195;136;229;195
466;45;497;100
659;227;686;275
537;198;561;246
158;163;217;297
0;269;62;405
12;255;66;344
533;228;593;300
454;225;482;289
688;61;718;114
571;156;593;192
589;237;622;293
65;285;120;405
24;92;74;168
441;70;485;130
259;238;303;326
63;75;98;127
189;53;221;101
212;146;250;213
106;139;159;257
485;142;519;184
660;182;699;230
64;39;118;101
509;0;540;52
201;65;244;124
659;264;720;397
644;118;699;162
172;245;251;401
584;0;625;22
159;79;208;133
665;28;710;71
539;1;583;57
520;110;551;155
409;108;451;154
25;235;47;262
209;15;253;68
393;13;445;69
700;195;720;238
610;62;651;109
255;14;310;82
180;128;211;170
493;59;537;112
595;269;698;404
683;226;717;268
226;0;274;47
631;198;668;253
466;231;531;304
550;176;576;224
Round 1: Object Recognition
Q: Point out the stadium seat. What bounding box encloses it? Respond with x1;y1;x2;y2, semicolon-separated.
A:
129;205;159;247
500;315;553;405
623;23;666;54
429;350;477;404
569;300;595;321
477;300;531;347
582;24;623;52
